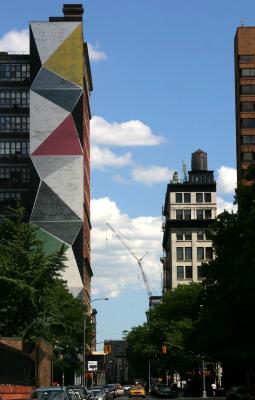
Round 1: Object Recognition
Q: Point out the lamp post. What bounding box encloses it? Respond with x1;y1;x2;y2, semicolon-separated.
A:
83;297;109;386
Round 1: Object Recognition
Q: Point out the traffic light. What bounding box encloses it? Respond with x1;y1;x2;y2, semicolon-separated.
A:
162;344;167;354
104;344;112;354
104;344;108;353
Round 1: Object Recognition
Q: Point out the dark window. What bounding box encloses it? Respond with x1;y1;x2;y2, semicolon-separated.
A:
205;247;213;260
0;90;29;108
184;193;191;203
176;210;183;220
239;55;255;63
241;119;255;129
176;247;183;261
184;231;192;240
205;209;212;219
185;247;192;261
196;193;203;203
0;192;21;201
197;209;203;220
205;230;211;240
176;193;182;203
0;63;30;81
242;152;255;162
240;85;255;95
0;116;29;132
185;266;192;279
184;210;191;220
240;101;255;112
197;231;204;240
204;193;211;203
177;266;184;280
197;266;204;280
197;247;204;260
176;231;183;240
241;135;255;144
241;68;255;78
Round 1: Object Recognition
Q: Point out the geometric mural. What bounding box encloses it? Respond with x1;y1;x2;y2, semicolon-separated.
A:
29;21;84;294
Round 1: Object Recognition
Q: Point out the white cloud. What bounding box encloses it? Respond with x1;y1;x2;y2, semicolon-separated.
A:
217;196;237;214
87;42;107;62
91;116;165;147
91;197;162;298
112;174;130;184
91;145;132;170
217;166;237;195
0;29;29;52
131;165;173;185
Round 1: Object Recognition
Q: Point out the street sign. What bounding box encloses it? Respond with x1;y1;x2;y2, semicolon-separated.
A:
88;361;98;371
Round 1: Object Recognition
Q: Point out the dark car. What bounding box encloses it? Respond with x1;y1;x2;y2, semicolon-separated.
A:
157;385;176;398
29;387;71;400
67;386;88;400
226;386;249;400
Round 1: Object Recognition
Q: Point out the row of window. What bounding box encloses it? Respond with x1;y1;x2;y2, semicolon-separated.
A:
0;91;29;108
0;166;30;183
241;135;255;144
240;101;255;112
0;141;29;156
176;230;210;241
241;152;255;162
177;265;204;280
189;174;214;184
240;68;255;78
241;119;255;129
175;192;211;203
0;192;21;201
176;246;213;261
176;209;212;220
0;116;29;132
0;64;30;81
240;85;255;95
239;55;255;63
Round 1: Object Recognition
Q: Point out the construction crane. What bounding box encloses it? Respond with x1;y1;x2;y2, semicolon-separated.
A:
106;222;153;299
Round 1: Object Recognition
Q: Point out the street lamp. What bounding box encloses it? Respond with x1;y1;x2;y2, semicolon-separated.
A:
83;297;109;385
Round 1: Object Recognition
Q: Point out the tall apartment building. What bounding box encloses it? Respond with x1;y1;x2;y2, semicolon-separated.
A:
235;27;255;184
0;4;93;306
161;150;217;292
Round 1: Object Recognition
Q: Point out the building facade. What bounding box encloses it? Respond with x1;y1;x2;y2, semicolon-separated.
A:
162;150;216;292
0;4;92;302
235;27;255;184
104;340;128;384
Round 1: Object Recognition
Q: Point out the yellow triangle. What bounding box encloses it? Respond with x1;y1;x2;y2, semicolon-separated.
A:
44;23;83;88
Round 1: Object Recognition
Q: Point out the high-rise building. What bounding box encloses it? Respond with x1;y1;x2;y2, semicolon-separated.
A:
161;150;217;292
235;27;255;184
0;4;93;305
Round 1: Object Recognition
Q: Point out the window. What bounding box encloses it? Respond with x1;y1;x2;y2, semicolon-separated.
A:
196;209;203;220
197;231;204;240
241;119;255;129
205;209;212;219
0;90;29;107
197;247;204;260
242;152;255;162
0;116;29;132
205;193;211;203
241;135;255;144
184;231;192;240
196;193;203;203
239;55;255;63
0;141;29;157
184;193;191;203
240;85;255;95
176;231;183;240
205;230;211;240
177;266;184;280
240;101;255;112
176;210;183;220
185;247;192;261
184;210;191;220
197;266;204;280
240;68;255;78
185;266;192;279
0;63;30;81
205;247;213;260
176;193;182;203
176;247;183;261
0;192;21;201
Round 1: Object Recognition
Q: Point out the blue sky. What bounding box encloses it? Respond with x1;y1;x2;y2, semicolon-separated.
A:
0;0;249;349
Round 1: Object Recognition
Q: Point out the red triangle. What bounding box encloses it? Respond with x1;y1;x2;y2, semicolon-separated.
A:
32;114;82;155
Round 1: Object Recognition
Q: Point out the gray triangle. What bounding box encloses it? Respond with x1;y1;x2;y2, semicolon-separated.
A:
31;181;81;222
31;67;81;90
34;89;82;112
36;221;82;245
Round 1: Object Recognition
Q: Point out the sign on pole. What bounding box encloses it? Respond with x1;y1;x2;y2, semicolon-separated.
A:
88;361;98;371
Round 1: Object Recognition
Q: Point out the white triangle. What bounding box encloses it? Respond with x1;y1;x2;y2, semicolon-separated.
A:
62;247;83;292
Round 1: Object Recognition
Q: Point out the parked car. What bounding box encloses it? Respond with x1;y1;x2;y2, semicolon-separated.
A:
115;385;124;397
90;389;106;400
67;386;88;400
226;386;249;400
157;385;176;398
123;385;132;393
129;385;146;398
29;387;71;400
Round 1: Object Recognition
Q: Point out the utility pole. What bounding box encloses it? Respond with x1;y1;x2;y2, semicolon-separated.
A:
202;356;207;398
148;360;151;393
83;314;86;386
